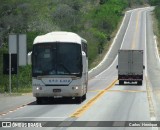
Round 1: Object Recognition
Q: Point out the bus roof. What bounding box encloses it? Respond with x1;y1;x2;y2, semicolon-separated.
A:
33;31;87;44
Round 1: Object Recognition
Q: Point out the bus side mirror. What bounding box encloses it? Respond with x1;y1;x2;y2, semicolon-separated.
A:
143;65;145;70
116;65;118;69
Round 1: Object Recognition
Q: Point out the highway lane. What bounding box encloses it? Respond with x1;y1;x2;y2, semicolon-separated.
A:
68;8;153;130
0;7;159;130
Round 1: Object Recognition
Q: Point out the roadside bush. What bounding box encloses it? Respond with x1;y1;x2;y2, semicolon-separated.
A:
154;5;160;53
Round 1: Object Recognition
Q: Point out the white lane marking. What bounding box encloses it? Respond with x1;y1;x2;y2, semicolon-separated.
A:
154;35;160;63
0;117;67;120
151;117;156;121
152;128;159;130
144;11;148;77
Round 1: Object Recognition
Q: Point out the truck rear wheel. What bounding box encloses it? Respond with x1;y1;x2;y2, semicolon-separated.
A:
137;81;142;85
119;80;124;85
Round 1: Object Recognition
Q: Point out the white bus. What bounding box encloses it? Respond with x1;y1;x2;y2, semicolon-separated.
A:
32;32;88;104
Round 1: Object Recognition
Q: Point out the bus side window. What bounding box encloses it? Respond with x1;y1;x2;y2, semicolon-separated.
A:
82;41;88;57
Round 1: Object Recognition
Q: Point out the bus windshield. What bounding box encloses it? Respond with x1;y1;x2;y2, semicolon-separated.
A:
32;43;82;77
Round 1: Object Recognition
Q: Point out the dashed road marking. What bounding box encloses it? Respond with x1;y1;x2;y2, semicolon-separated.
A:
0;116;67;120
0;104;27;117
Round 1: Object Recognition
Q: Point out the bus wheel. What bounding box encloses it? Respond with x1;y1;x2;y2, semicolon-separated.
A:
36;97;42;104
75;97;82;104
137;81;142;85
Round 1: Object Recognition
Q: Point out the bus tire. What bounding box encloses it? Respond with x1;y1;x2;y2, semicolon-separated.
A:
82;94;86;101
36;97;42;104
137;81;142;85
75;97;82;104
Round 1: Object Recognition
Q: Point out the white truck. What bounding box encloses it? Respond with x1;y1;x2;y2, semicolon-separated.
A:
117;50;145;85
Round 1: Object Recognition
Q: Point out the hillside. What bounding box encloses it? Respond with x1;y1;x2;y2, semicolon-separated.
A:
0;0;129;65
0;0;150;93
150;0;160;54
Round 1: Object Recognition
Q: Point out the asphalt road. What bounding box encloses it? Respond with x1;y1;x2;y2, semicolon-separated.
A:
0;7;160;130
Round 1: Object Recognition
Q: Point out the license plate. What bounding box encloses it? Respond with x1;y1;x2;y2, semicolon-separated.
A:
53;89;61;92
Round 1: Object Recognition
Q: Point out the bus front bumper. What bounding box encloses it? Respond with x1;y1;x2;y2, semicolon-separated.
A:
32;86;84;97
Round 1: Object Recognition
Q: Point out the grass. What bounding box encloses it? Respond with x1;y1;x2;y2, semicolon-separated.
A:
152;10;160;55
0;64;32;93
154;5;160;54
151;4;160;55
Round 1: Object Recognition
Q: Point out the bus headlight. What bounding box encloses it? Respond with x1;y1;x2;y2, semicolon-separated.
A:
72;86;79;90
36;87;42;90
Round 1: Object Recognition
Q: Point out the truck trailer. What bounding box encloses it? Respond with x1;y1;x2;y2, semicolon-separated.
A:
117;50;145;85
